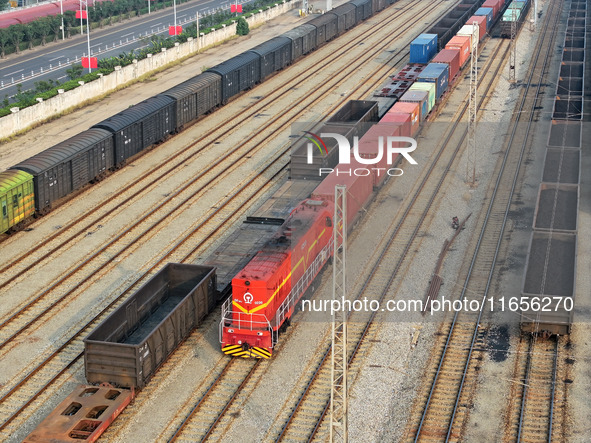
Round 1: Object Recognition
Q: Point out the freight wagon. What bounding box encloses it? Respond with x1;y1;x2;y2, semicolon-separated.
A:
10;128;114;213
2;0;407;236
84;264;216;388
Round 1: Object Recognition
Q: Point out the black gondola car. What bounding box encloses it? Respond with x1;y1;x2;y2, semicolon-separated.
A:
208;52;261;104
350;0;372;22
282;24;318;60
93;95;176;164
248;37;293;81
162;72;222;130
84;264;216;388
308;13;339;46
10;128;114;212
332;3;357;34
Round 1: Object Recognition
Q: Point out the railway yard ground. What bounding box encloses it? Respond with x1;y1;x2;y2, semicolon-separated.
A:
0;0;589;441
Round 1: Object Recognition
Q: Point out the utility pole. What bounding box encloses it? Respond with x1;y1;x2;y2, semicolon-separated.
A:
509;7;517;83
330;185;347;443
60;0;65;40
466;23;478;186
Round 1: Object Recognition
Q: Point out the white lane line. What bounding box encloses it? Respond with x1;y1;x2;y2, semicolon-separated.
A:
3;69;23;77
151;22;163;27
49;55;65;61
121;32;134;37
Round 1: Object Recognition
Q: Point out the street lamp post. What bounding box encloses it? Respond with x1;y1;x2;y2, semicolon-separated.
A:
173;0;177;32
59;0;65;40
86;0;91;73
80;0;84;35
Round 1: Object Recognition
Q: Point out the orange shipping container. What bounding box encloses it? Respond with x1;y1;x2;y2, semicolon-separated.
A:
482;0;502;18
445;35;471;67
386;101;420;137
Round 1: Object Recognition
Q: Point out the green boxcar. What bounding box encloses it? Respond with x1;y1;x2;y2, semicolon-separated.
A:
0;170;35;234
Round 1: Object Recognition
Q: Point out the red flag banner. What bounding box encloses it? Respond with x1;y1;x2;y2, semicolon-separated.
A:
75;10;87;19
238;5;242;12
169;25;182;36
81;57;98;69
231;4;242;12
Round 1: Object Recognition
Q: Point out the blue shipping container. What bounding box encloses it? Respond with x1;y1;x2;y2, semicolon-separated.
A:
417;63;449;100
475;7;494;30
409;33;438;64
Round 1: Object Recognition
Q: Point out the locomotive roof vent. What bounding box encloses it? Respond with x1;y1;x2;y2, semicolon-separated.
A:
305;199;326;207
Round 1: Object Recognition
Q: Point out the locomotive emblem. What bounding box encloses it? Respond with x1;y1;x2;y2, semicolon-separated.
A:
243;292;253;304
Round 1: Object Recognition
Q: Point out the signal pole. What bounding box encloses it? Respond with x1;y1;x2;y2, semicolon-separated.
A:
509;7;517;83
330;185;347;443
466;23;478;186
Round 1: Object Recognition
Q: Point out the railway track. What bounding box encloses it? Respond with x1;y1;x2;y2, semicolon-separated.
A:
504;335;560;442
0;0;447;357
100;1;480;441
406;0;566;440
267;35;514;442
0;0;459;439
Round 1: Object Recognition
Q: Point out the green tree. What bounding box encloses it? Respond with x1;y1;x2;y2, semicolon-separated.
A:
50;15;63;42
7;24;23;54
0;29;9;58
37;17;52;46
66;64;83;80
22;23;36;50
236;17;249;36
0;0;10;12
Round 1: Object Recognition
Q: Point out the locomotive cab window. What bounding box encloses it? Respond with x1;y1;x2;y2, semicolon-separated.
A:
2;201;6;218
12;195;18;208
326;217;332;227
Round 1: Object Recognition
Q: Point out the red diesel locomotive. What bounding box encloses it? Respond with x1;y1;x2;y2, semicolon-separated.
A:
220;199;334;358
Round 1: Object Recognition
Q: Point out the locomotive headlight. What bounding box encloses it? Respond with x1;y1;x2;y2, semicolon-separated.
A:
257;332;263;336
228;329;234;333
238;340;242;344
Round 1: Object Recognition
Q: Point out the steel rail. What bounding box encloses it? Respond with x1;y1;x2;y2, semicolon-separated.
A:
0;0;449;435
279;31;513;443
412;0;564;439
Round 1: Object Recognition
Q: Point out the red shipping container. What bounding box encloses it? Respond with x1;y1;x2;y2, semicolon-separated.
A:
311;159;374;228
433;48;461;81
467;15;487;41
482;0;502;18
446;35;471;67
388;102;420;137
356;123;402;187
380;112;412;137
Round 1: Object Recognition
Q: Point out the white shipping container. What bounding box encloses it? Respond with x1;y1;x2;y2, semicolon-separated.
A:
457;24;479;50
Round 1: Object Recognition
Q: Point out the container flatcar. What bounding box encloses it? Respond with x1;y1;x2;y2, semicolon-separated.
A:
281;24;318;60
0;170;35;234
93;96;175;164
84;263;216;388
162;72;222;130
10;128;114;213
248;37;293;81
208;52;262;104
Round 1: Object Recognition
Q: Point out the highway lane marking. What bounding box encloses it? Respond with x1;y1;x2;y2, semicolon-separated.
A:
49;55;65;62
151;22;163;27
121;32;134;37
3;69;23;77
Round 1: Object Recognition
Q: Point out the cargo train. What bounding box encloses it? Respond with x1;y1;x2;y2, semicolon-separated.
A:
220;0;525;358
0;0;397;236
